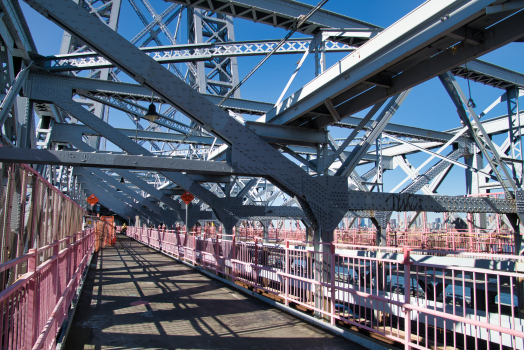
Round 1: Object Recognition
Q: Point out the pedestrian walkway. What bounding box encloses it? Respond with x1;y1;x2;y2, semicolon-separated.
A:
66;235;365;349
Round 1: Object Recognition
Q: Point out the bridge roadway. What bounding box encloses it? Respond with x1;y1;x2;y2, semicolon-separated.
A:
65;234;365;349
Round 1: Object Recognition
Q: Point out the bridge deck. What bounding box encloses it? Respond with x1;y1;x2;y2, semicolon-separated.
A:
66;235;363;349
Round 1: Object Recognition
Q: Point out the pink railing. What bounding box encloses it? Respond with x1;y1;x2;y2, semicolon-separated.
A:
149;225;516;254
126;226;524;350
386;229;515;254
0;228;95;350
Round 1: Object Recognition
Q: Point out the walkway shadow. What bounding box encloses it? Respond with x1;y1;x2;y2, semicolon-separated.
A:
65;235;366;350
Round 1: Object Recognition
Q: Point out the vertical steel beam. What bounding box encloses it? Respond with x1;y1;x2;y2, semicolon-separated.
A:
506;86;523;187
59;0;122;151
465;145;487;229
187;9;240;97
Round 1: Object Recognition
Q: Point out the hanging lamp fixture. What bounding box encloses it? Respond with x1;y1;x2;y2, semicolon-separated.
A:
144;92;159;122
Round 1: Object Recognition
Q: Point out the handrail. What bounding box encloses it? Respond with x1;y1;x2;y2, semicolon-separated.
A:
127;226;524;350
0;228;95;350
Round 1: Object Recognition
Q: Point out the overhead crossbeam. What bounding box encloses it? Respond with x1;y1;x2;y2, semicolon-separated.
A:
21;3;309;202
30;71;275;118
164;0;381;40
451;59;524;89
264;1;524;129
39;39;356;72
52;117;328;148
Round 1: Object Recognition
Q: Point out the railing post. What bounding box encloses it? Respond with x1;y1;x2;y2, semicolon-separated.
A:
175;230;180;258
53;240;60;303
254;237;259;293
215;234;221;275
285;240;289;306
231;234;236;281
403;246;412;350
66;236;72;283
330;242;336;325
26;249;39;349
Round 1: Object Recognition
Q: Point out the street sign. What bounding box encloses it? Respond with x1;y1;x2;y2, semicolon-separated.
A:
87;194;99;205
181;191;194;205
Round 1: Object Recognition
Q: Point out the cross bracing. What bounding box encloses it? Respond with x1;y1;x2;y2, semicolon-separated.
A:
39;38;356;72
0;0;523;256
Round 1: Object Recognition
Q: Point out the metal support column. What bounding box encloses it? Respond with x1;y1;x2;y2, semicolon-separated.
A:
507;86;523;187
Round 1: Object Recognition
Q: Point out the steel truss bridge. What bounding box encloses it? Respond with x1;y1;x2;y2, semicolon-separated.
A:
1;0;524;349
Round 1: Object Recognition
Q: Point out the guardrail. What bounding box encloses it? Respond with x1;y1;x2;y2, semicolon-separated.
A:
0;228;95;350
126;226;524;350
168;225;516;254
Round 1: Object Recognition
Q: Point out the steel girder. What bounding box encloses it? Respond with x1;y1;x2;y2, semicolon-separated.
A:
0;65;30;128
383;148;469;223
75;168;163;223
373;106;524;159
336;116;468;144
55;129;189;219
75;167;175;221
1;147;519;216
15;0;524;235
335;91;410;177
451;59;524;89
439;72;518;198
1;148;239;175
264;1;524;129
0;0;37;59
81;180;144;221
31;70;274;116
20;3;309;202
59;0;121;152
23;70;305;229
39;38;355;72
506;86;523;187
49;113;328;148
163;0;381;42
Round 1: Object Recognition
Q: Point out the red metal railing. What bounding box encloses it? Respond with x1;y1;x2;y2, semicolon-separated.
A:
0;228;95;350
126;226;524;350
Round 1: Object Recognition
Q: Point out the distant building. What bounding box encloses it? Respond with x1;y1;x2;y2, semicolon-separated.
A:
390;219;397;228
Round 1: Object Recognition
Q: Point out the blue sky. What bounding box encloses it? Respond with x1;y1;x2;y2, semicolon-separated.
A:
19;0;523;221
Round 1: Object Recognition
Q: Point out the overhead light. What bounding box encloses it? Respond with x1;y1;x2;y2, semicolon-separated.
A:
144;103;159;122
120;177;125;184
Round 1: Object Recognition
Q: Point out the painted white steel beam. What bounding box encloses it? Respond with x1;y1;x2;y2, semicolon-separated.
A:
451;59;524;89
164;0;382;38
264;0;522;128
40;39;356;72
